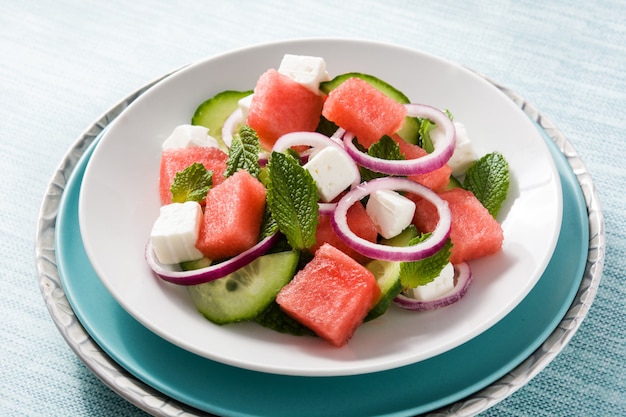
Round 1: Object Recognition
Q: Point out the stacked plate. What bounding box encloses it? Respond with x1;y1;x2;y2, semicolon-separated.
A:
36;39;604;416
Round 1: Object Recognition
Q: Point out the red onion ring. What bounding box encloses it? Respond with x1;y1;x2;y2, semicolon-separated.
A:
393;262;472;311
273;131;344;153
273;130;362;196
331;177;451;262
318;202;337;215
221;108;244;148
222;108;271;163
145;232;280;286
343;104;456;175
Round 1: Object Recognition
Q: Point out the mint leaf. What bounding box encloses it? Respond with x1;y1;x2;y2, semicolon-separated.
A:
463;152;510;218
418;109;452;153
360;135;405;181
170;162;213;203
259;206;279;239
266;151;319;250
225;125;261;178
399;235;452;288
417;118;436;153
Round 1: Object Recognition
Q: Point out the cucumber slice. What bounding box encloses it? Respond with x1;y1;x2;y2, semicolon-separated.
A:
447;174;463;190
179;257;212;271
381;224;419;247
188;251;299;325
319;73;420;144
365;259;402;321
365;225;420;321
191;89;253;147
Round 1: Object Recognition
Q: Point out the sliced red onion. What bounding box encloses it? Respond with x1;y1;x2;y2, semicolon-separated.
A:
318;202;337;215
145;232;280;286
343;104;456;176
331;177;451;262
393;262;472;311
221;108;244;148
222;108;271;163
330;127;346;143
272;131;344;153
272;130;362;194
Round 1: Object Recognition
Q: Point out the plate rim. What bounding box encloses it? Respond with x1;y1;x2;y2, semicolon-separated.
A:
35;42;605;416
77;39;564;375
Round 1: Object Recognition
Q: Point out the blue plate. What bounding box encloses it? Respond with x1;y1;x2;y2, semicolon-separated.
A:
56;127;588;417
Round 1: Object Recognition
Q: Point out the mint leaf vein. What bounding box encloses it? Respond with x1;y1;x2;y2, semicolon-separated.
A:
170;162;213;203
266;151;319;250
225;125;261;178
463;151;510;218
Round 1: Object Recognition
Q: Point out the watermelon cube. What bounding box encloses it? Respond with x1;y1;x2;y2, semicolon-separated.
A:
310;202;378;264
246;69;324;150
322;77;407;148
159;147;229;205
196;170;267;260
410;188;504;264
276;243;380;347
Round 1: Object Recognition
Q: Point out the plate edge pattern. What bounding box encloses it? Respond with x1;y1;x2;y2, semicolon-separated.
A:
425;77;606;417
34;74;211;417
33;70;605;417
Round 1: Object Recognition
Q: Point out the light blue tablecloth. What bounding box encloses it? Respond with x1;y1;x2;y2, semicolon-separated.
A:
2;1;624;415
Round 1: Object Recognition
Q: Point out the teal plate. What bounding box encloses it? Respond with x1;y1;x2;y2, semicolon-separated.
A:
53;122;588;416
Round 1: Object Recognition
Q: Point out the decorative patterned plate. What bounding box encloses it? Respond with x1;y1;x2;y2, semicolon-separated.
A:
35;58;604;417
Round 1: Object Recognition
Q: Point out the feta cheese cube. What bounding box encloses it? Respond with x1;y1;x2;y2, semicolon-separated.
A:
431;121;475;176
238;94;254;120
278;54;330;95
150;201;204;264
161;124;220;150
303;146;359;203
407;262;455;301
366;189;416;239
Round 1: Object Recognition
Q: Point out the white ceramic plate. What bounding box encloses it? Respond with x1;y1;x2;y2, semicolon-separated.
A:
78;38;562;376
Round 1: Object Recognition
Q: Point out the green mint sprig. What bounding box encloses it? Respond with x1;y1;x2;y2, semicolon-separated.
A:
463;151;510;218
266;151;319;250
359;135;405;181
170;162;213;203
225;125;261;178
399;235;453;288
417;109;453;152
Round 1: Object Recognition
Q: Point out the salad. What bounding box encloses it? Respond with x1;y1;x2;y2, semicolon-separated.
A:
145;54;510;347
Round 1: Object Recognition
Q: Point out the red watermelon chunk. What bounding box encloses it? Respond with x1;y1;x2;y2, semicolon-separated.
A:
195;170;266;260
410;188;503;264
276;243;380;347
311;202;378;264
392;135;452;193
322;77;407;148
159;147;228;205
247;69;324;150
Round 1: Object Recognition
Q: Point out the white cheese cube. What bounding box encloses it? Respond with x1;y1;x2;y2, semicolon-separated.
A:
277;54;330;95
366;190;416;239
161;124;220;150
238;94;254;120
431;121;476;176
150;201;205;264
303;146;359;203
407;262;455;301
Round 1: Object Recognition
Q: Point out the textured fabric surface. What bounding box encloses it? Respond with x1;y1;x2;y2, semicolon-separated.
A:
1;0;624;416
